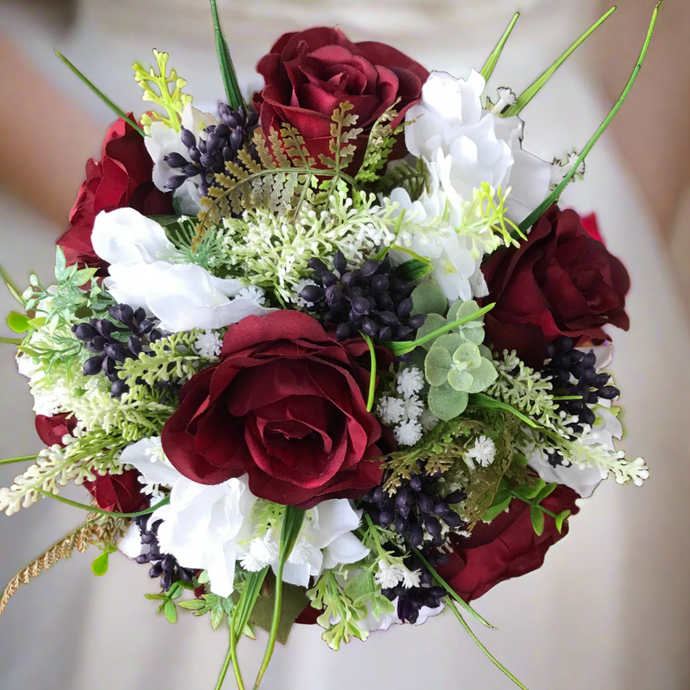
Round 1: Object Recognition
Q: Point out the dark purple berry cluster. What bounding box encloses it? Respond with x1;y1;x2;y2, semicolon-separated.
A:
382;554;446;624
543;336;620;466
300;251;426;348
133;516;195;592
165;105;259;198
73;304;162;398
361;474;466;549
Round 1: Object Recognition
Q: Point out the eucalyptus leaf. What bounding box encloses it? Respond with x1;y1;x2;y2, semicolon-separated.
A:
415;314;448;351
425;346;454;386
411;280;448;317
466;358;498;394
434;333;467;354
447;367;474;393
452;342;482;371
428;382;469;421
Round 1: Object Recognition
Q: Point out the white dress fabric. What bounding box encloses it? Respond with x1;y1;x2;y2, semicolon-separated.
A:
1;1;689;688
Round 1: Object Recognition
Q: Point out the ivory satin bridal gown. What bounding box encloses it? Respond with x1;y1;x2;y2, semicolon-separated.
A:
1;1;689;688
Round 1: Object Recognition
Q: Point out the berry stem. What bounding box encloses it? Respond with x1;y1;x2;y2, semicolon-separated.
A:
0;455;37;466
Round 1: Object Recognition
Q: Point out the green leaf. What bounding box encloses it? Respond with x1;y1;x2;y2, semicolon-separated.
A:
164;599;177;624
425;346;453;386
447;367;474;393
481;12;521;81
410;280;448;317
415;313;448;351
145;593;166;601
513;479;546;501
517;2;662;234
7;312;30;334
504;6;616;116
466;358;498;394
513;453;529;468
555;510;572;533
530;506;545;536
91;552;110;577
428;383;469;422
211;603;224;630
534;483;558;504
434;332;467;354
198;570;210;585
54;248;67;281
209;0;245;111
481;497;512;522
169;581;184;599
249;582;310;645
452;342;482;371
179;599;206;611
396;258;434;282
55;51;145;136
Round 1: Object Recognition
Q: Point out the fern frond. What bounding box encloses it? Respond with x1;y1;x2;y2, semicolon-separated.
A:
253;131;278;170
237;146;262;174
267;129;291;168
355;103;402;184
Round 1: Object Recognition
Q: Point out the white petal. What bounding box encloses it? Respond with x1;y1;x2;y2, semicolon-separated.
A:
309;499;362;550
92;208;176;266
280;562;312;588
322;532;369;570
118;522;146;559
119;438;183;488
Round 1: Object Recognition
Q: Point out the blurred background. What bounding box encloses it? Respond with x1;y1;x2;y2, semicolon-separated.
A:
0;1;689;688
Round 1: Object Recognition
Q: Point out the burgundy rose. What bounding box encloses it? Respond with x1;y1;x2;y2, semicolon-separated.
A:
482;206;630;368
57;116;173;272
580;212;603;243
253;27;429;163
35;413;78;447
161;311;386;508
437;485;579;602
83;471;149;514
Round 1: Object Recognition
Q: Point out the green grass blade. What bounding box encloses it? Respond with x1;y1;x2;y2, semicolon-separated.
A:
361;333;377;412
446;603;529;690
481;13;520;81
504;6;617;117
0;338;22;346
54;51;145;136
209;0;245;111
517;1;662;234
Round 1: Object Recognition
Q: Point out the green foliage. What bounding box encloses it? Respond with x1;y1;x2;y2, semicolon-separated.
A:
307;569;393;651
91;544;117;577
394;257;433;283
248;582;310;645
376;157;428;199
179;590;237;630
410;279;448;317
418;299;497;422
146;581;187;624
355;104;403;184
209;0;244;111
133;49;192;133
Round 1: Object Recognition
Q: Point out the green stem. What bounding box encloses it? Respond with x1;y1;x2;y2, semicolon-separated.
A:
55;51;146;136
469;393;540;429
215;629;236;690
445;602;529;690
504;6;617;116
0;455;37;466
481;13;520;81
411;547;495;630
37;489;170;518
361;333;377;412
382;303;496;356
510;492;558;520
0;337;22;346
254;507;306;688
517;2;662;233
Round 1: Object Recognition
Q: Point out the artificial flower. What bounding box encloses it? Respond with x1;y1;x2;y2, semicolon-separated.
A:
92;208;270;332
437;485;579;602
253;27;428;162
34;413;77;448
83;470;149;515
145;105;218;215
405;70;552;224
161;310;386;508
58;116;173;272
481;206;631;367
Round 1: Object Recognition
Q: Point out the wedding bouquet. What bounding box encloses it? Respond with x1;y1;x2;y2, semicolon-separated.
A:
0;3;659;688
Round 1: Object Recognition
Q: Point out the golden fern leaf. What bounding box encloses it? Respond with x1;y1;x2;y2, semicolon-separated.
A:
268;129;291;168
0;518;101;616
237;146;262;174
254;131;278;170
